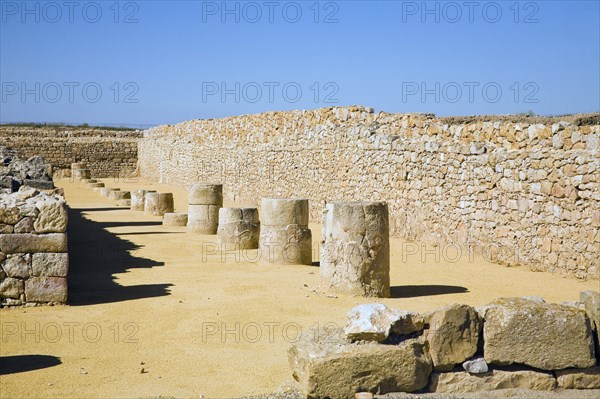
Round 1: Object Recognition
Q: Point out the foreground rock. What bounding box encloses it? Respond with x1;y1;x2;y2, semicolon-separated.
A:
555;366;600;389
289;334;431;398
426;304;482;371
579;290;600;355
344;303;423;342
428;368;557;393
482;297;596;370
1;147;53;192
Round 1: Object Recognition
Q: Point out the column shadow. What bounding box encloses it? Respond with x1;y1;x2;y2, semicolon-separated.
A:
0;355;61;375
67;207;172;306
390;285;468;298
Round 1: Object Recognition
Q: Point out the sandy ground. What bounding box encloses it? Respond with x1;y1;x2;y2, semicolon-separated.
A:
1;178;598;399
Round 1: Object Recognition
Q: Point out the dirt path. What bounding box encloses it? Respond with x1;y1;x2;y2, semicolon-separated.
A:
1;179;598;398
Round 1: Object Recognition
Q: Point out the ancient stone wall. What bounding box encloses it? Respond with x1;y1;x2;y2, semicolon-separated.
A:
138;106;600;279
0;187;69;306
0;126;142;178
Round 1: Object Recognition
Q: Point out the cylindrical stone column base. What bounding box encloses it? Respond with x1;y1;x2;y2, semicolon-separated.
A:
217;208;260;249
320;201;390;298
100;187;118;197
144;192;174;216
187;204;220;234
261;198;309;226
259;224;312;265
89;182;105;189
163;213;188;226
188;184;223;205
131;190;156;211
73;169;91;180
109;190;131;201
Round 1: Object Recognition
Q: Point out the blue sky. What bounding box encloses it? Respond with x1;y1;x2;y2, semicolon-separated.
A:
1;0;599;126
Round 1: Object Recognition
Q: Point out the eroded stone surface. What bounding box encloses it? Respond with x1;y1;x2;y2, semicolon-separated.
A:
31;253;68;277
217;207;260;249
344;303;424;342
0;277;24;299
482;297;596;370
25;276;67;303
33;198;67;233
163;212;188;226
259;224;312;265
261;198;308;226
187;204;220;234
426;304;482;371
188;184;223;205
144;192;174;216
1;253;30;278
321;201;390;297
289;334;432;398
555;366;600;389
0;233;67;254
428;368;557;393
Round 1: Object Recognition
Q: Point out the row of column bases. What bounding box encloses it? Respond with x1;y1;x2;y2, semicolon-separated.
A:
71;163;390;298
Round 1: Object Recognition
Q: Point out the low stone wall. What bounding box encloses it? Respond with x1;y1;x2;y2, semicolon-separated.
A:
290;292;600;398
139;106;600;279
0;187;69;306
0;126;142;178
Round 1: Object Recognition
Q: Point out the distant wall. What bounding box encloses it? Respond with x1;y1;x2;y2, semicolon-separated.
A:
138;106;600;280
0;126;142;178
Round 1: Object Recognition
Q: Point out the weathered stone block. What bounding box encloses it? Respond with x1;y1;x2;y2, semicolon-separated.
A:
25;276;67;303
555;366;600;389
188;184;223;205
31;253;68;277
428;368;557;393
321;202;390;297
1;253;30;278
0;233;67;253
482;297;596;370
580;290;600;355
344;303;424;342
289;336;432;398
426;304;482;371
33;199;67;233
14;216;33;233
109;190;130;201
0;277;24;299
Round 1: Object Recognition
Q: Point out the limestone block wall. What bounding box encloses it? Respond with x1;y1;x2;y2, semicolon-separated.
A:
0;126;142;178
138;106;600;280
0;188;69;306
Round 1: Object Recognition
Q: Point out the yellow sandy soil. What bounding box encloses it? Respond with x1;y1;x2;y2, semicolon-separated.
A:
1;178;598;398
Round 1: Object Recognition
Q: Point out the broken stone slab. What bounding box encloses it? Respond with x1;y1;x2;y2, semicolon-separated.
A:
0;277;24;299
0;233;67;253
187;204;220;234
88;182;104;189
188;183;223;205
1;253;31;278
259;224;312;265
428;368;557;393
144;192;174;216
344;303;424;342
426;304;482;371
321;201;390;298
289;335;432;398
131;189;156;211
261;197;309;227
579;290;600;355
163;212;188;226
31;253;69;277
555;366;600;389
217;207;260;249
25;276;67;303
482;297;596;370
462;357;489;374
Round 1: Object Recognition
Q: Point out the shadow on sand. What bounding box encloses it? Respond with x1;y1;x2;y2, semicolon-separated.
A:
67;207;172;306
390;284;468;298
0;355;62;375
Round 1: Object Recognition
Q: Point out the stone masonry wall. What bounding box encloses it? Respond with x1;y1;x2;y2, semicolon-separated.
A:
0;126;142;178
0;187;69;306
138;106;600;280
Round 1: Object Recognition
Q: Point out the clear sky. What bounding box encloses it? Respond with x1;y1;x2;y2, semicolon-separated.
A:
1;0;599;126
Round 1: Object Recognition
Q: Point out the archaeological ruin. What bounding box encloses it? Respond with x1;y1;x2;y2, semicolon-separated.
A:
1;107;599;398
